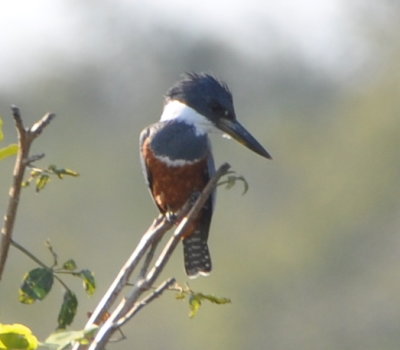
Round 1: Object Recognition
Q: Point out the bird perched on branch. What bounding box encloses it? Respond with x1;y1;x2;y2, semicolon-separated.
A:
140;73;271;278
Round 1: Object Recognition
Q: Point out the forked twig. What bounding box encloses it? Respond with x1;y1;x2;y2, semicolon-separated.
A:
75;163;230;350
0;106;55;279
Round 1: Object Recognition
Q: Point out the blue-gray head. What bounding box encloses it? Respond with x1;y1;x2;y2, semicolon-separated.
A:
161;72;271;160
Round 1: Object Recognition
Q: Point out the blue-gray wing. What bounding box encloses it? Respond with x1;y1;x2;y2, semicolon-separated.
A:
206;139;216;211
139;125;153;196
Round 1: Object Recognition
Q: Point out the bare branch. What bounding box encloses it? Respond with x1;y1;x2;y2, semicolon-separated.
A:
30;112;55;138
24;153;45;165
0;106;55;280
11;105;25;136
139;238;162;278
82;163;231;350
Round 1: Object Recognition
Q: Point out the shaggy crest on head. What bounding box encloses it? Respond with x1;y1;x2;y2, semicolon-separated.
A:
166;73;232;103
164;73;236;126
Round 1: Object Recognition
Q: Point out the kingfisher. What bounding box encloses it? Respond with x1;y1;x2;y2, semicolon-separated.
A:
140;72;271;278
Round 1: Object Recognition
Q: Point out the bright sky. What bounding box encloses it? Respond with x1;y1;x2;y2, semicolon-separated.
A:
0;0;358;86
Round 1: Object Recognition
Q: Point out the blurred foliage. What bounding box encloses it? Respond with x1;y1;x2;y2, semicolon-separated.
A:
16;242;96;330
0;117;18;160
19;268;54;304
43;326;98;350
22;164;79;192
0;323;38;350
1;1;400;350
174;283;231;318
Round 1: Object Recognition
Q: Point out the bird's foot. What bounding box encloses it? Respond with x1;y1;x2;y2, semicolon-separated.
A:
165;211;177;224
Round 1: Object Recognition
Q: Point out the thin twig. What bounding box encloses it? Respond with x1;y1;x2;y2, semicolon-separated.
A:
137;214;168;278
11;105;25;136
10;238;70;291
10;238;49;269
25;153;45;164
0;106;55;279
30;112;56;138
116;277;176;327
139;239;162;278
45;240;59;268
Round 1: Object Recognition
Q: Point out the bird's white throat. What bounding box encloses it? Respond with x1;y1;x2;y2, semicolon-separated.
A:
160;100;218;136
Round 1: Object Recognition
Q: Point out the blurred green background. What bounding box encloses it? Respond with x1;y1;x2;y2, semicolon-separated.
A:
1;1;400;349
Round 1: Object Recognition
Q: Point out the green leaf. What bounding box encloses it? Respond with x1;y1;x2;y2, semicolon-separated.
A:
48;165;79;179
0;323;39;350
188;294;202;318
57;291;78;329
0;117;3;141
187;293;231;318
62;259;77;271
0;118;19;161
35;174;50;192
44;326;98;350
21;180;31;188
198;293;232;305
78;269;96;296
0;144;19;160
19;268;54;304
62;169;79;177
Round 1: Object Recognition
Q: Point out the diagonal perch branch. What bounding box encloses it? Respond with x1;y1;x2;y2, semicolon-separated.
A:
0;106;55;280
75;163;231;350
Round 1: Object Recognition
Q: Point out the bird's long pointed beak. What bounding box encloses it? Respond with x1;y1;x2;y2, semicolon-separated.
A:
216;118;272;159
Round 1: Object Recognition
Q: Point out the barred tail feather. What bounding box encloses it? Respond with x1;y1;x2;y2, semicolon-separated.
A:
183;230;212;278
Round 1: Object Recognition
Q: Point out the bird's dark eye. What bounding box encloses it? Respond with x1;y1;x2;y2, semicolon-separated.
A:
210;101;222;112
210;101;229;117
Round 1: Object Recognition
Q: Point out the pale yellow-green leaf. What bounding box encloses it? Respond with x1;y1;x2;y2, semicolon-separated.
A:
44;326;98;350
188;295;202;318
0;118;3;141
0;323;39;350
0;144;19;160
